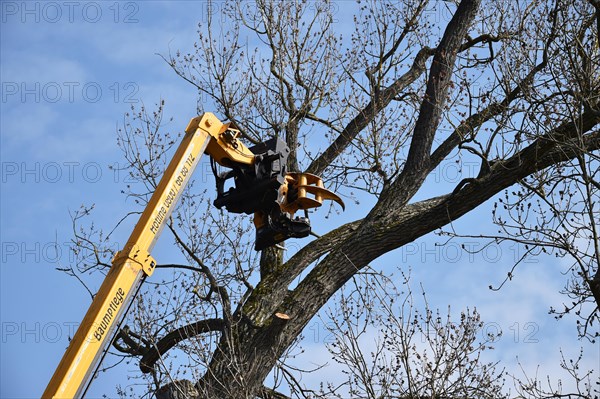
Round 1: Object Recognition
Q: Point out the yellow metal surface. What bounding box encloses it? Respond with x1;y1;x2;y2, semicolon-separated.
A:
186;113;255;166
42;258;144;398
112;245;157;277
280;173;345;214
122;118;213;252
43;113;228;398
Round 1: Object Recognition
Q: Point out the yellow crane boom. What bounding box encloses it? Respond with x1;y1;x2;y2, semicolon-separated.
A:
42;113;343;398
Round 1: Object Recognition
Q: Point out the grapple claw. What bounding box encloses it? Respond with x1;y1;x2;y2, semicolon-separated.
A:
280;173;345;214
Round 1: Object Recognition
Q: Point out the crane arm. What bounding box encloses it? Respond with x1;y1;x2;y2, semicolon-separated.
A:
43;113;343;398
42;113;226;398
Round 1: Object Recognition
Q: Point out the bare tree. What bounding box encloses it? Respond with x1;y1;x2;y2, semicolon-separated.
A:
510;348;597;399
63;0;599;398
317;270;506;399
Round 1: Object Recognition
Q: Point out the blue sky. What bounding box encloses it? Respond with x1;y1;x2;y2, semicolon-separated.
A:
1;1;598;398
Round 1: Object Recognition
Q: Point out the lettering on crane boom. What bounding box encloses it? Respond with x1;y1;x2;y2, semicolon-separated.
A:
93;287;125;341
150;153;196;235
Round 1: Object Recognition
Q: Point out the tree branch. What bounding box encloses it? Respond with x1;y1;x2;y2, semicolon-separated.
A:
257;387;292;399
305;45;435;176
276;110;600;361
241;219;362;325
404;0;481;174
140;318;224;373
155;263;206;274
370;0;481;221
167;223;232;323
